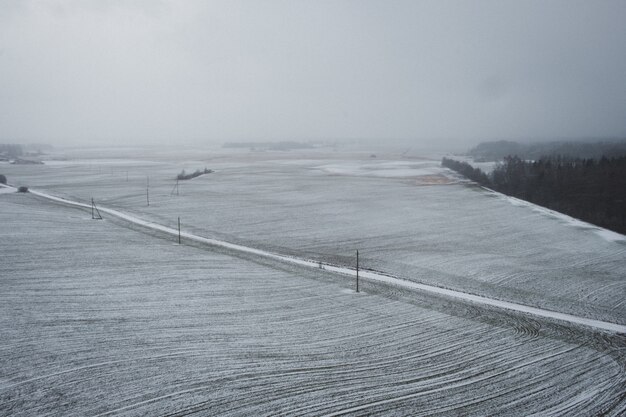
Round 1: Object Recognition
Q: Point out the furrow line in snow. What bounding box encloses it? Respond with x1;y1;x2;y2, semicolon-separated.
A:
26;187;626;335
0;350;210;391
320;346;580;417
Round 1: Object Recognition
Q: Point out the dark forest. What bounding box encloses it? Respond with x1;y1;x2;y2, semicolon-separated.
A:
442;156;626;234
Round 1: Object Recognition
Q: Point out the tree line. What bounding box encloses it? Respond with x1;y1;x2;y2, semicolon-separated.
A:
442;156;626;234
469;139;626;161
176;167;213;181
441;158;490;185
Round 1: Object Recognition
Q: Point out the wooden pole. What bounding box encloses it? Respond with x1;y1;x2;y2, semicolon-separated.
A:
178;217;181;244
356;250;359;293
91;198;102;220
170;179;179;196
146;176;150;206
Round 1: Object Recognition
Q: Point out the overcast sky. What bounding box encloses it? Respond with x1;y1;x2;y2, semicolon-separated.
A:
1;0;626;147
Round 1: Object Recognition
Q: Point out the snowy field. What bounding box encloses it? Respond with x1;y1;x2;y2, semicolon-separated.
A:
1;191;626;415
3;147;625;326
2;147;626;415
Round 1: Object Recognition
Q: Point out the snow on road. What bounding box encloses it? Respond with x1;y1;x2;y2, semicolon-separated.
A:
26;187;626;335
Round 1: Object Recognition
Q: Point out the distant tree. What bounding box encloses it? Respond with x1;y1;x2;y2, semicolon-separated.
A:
469;139;626;161
441;158;490;186
176;167;213;180
17;186;28;193
0;174;6;184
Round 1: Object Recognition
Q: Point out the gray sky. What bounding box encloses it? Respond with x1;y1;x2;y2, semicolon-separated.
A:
1;0;626;147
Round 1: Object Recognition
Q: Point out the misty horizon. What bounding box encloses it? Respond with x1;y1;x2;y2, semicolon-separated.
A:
2;1;626;148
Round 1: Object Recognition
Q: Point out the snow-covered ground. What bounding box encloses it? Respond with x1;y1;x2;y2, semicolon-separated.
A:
21;185;626;335
3;148;623;325
1;193;625;415
314;160;450;179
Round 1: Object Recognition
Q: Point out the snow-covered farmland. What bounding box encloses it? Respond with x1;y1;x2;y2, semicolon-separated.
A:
4;148;625;325
1;191;625;415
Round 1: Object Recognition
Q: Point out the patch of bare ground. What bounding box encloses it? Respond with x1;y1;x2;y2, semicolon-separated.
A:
414;174;456;185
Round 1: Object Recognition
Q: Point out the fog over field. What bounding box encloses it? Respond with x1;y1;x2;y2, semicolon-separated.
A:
1;1;626;147
2;0;626;415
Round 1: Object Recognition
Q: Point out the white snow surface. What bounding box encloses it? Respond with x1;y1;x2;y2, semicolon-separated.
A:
3;152;625;327
2;192;625;416
28;188;626;334
315;160;448;178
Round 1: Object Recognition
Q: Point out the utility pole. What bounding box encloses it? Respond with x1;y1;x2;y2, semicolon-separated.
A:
146;176;150;206
356;250;360;293
91;198;102;220
178;216;181;244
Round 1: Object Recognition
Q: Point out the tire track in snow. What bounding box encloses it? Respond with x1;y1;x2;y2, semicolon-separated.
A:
26;187;626;335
